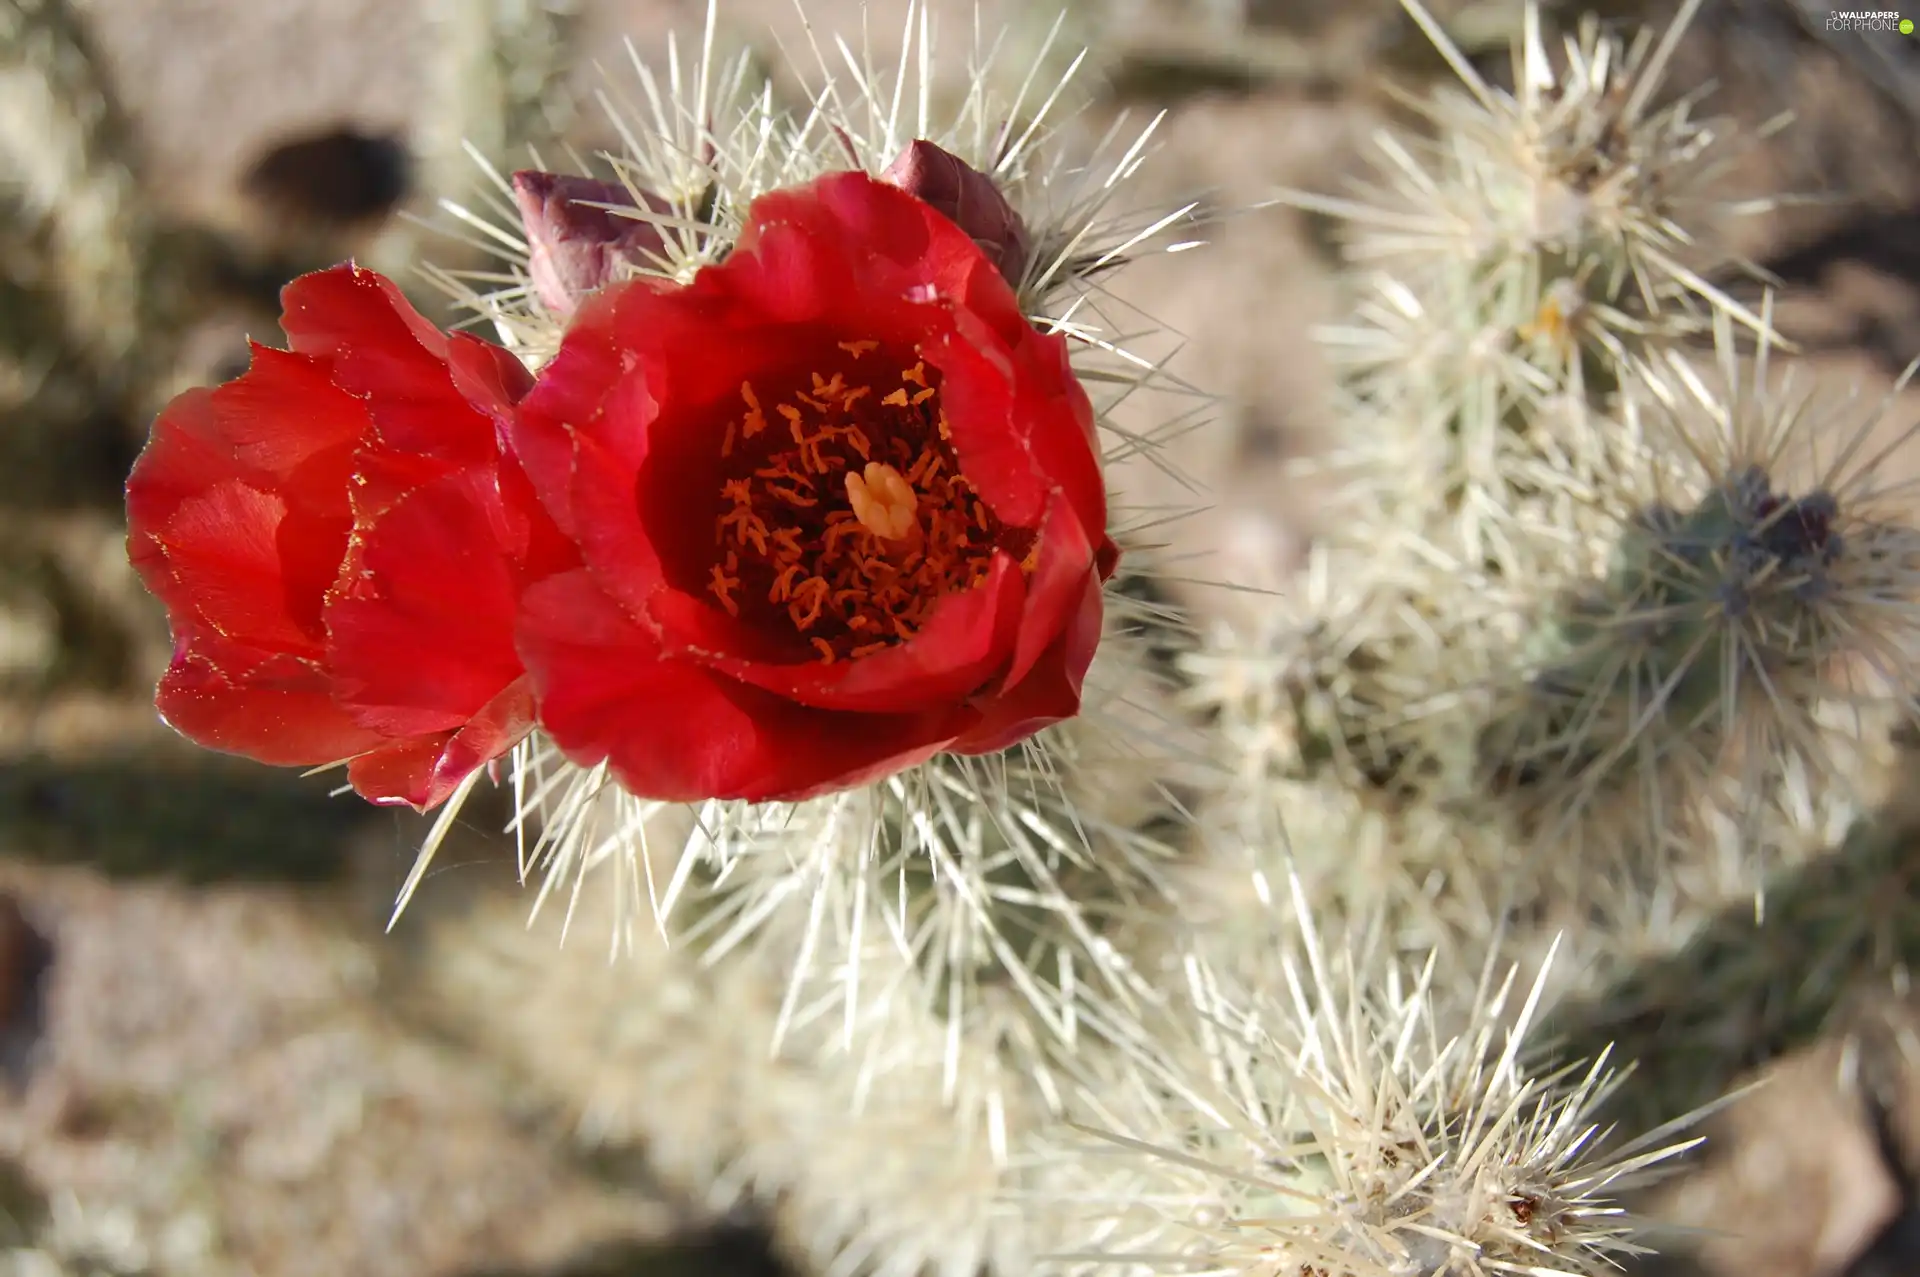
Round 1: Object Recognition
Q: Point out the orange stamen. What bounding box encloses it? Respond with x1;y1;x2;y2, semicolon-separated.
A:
709;565;740;616
741;382;767;437
705;347;1021;663
789;577;829;629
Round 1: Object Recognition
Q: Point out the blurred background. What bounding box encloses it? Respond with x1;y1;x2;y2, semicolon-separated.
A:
1;0;1918;1272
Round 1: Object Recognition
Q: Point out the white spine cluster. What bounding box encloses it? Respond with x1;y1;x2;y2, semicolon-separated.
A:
1036;881;1701;1276
1183;0;1920;1008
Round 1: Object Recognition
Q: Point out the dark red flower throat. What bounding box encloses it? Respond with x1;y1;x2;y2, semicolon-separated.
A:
687;342;1030;665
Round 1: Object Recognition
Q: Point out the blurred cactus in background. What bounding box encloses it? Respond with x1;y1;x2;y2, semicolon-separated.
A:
7;0;1920;1274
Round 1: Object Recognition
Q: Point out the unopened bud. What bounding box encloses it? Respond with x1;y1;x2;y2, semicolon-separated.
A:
510;170;669;316
879;141;1031;286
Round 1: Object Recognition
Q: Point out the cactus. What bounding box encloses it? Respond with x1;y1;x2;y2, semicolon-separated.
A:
1040;880;1706;1275
13;0;1920;1273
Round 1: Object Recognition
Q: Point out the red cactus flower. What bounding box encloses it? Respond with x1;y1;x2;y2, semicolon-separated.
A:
511;169;1120;804
125;264;577;809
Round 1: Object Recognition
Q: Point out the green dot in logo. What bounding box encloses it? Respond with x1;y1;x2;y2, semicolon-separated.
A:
1905;17;1916;32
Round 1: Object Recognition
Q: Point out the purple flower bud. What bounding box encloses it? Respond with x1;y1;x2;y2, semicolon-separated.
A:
879;141;1031;287
510;170;670;316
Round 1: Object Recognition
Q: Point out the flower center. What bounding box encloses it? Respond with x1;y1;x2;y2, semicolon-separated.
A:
707;345;1029;663
844;462;919;541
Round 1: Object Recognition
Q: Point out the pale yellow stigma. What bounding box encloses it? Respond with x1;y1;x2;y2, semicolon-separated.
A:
845;462;919;540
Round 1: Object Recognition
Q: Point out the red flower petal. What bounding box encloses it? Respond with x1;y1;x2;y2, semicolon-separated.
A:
154;624;387;765
343;735;455;810
281;263;450;362
278;265;500;465
1004;326;1108;542
563;392;674;616
127;351;371;646
952;572;1106;754
446;328;538;418
519;570;966;802
649;551;1028;714
345;677;538;808
324;467;528;736
151;480;318;653
124;346;368;531
996;494;1101;693
924;318;1049;528
738;171;1026;342
509;280;659;542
